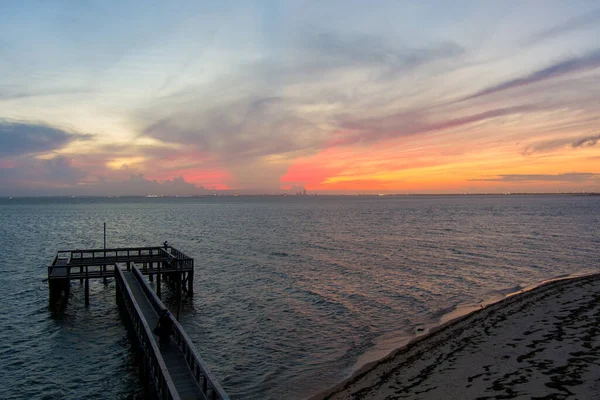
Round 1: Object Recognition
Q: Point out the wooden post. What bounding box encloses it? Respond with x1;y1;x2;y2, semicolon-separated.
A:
84;278;89;306
80;266;83;284
188;269;194;296
49;281;57;305
157;269;161;298
115;274;120;301
176;272;182;320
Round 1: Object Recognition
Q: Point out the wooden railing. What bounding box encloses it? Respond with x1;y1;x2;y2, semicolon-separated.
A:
115;265;181;400
48;263;119;279
161;247;194;270
48;246;194;278
132;266;230;400
169;247;194;262
56;246;194;262
65;247;165;261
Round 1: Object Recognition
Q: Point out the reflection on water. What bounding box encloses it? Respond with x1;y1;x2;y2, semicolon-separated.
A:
0;195;598;399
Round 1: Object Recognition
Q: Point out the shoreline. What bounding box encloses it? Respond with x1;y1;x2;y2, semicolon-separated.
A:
309;272;600;400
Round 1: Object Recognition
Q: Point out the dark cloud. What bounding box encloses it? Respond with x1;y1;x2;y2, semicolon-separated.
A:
0;120;90;156
337;105;536;145
462;49;600;102
470;173;599;183
0;156;86;190
572;134;600;148
525;9;600;46
523;134;600;154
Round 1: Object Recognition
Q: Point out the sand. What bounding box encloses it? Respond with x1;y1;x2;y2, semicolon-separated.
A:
315;274;600;400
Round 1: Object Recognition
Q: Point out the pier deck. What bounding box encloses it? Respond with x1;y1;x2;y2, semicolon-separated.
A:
48;246;229;400
122;269;203;399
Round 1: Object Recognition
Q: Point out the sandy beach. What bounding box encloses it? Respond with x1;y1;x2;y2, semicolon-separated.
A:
316;274;600;400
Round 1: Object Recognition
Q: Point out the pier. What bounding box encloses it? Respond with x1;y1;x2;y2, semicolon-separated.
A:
48;245;229;400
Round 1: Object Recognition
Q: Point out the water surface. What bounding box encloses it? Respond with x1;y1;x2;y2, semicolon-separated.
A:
0;195;598;399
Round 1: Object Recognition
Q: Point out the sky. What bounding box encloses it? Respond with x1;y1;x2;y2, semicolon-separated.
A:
1;0;599;196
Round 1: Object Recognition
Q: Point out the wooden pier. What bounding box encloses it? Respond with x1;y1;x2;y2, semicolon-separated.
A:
48;245;194;304
48;245;229;400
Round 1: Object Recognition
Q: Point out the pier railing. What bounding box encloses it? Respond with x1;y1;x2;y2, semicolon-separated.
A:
132;265;230;400
48;246;194;279
161;247;194;270
115;265;180;400
58;246;165;261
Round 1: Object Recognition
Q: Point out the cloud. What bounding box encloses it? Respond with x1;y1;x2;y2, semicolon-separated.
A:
572;134;600;148
132;28;467;192
523;134;600;154
0;87;92;101
77;174;209;197
0;120;90;156
0;156;87;191
336;105;536;146
303;32;464;77
141;95;326;192
461;49;600;102
525;9;600;46
470;173;599;183
143;96;321;159
130;24;594;193
0;167;210;197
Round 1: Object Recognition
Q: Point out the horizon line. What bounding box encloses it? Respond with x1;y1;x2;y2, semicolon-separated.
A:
1;192;599;199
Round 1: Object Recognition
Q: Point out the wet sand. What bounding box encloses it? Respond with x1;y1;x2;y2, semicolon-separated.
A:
314;274;600;400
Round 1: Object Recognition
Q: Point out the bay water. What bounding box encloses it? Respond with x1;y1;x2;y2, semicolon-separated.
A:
0;195;598;399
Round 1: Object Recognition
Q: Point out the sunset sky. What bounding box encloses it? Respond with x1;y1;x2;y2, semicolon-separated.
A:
1;1;599;196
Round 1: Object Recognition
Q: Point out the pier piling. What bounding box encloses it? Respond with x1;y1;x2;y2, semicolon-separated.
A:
156;271;161;297
84;278;89;306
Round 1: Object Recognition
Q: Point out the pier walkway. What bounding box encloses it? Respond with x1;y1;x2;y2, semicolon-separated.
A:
48;246;229;400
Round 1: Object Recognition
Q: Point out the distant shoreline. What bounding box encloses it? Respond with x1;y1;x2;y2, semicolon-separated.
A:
310;273;600;400
1;192;599;200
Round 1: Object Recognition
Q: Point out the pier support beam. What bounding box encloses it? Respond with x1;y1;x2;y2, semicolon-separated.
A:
49;279;70;307
84;278;89;306
176;272;182;320
188;270;194;296
156;272;161;298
